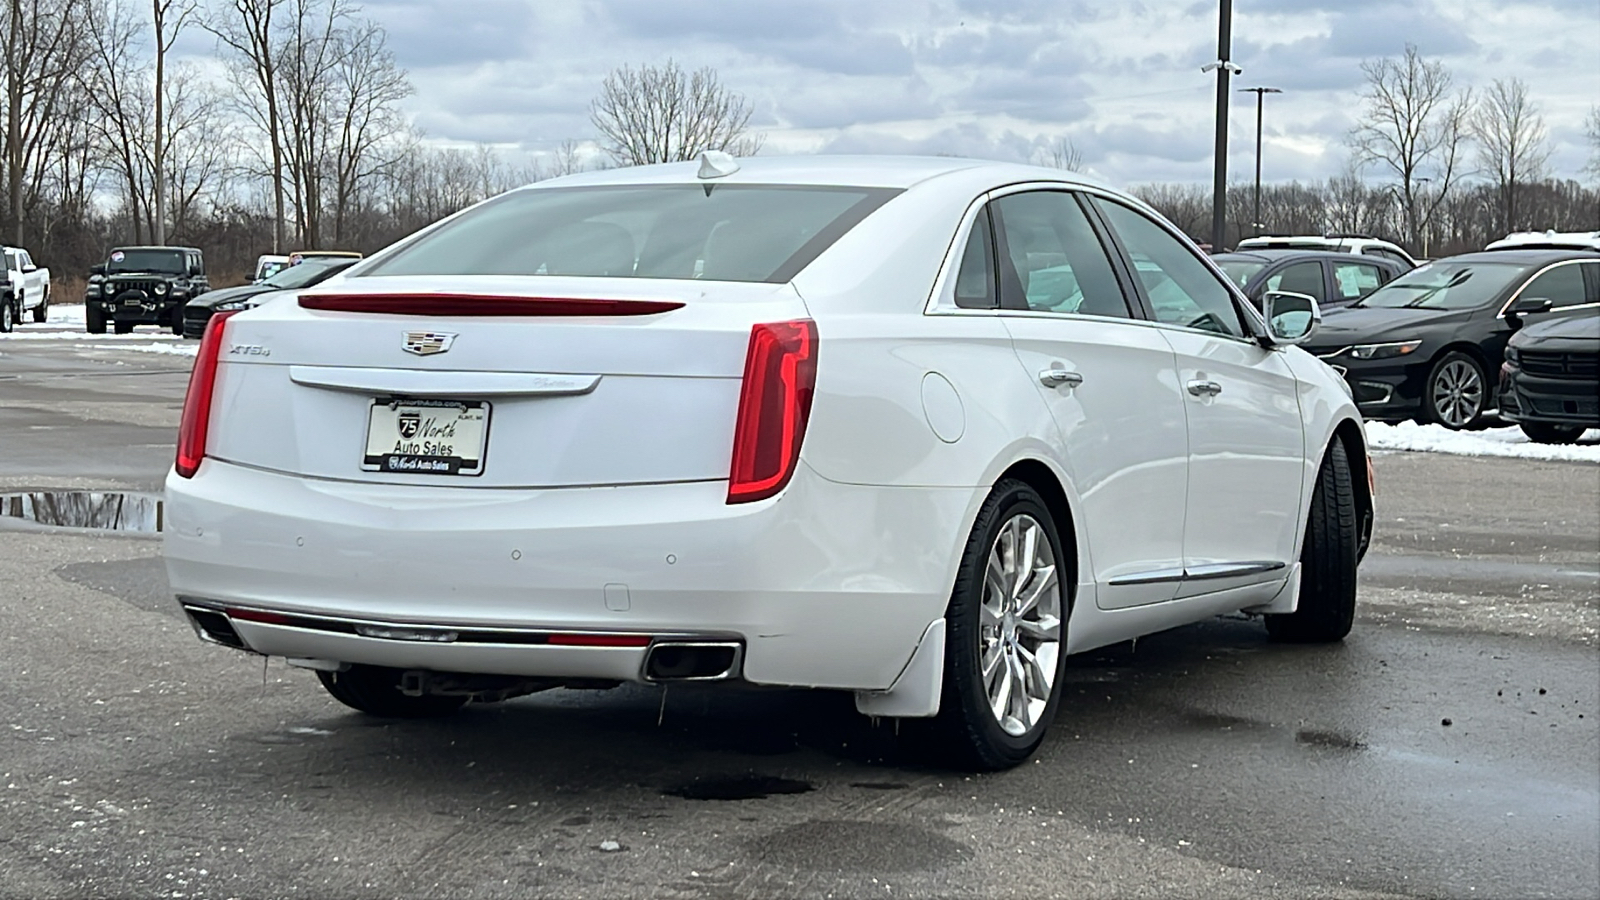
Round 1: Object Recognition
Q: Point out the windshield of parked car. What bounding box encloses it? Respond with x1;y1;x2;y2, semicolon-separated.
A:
1355;261;1524;310
1216;259;1265;288
108;249;186;274
361;184;901;283
261;259;350;289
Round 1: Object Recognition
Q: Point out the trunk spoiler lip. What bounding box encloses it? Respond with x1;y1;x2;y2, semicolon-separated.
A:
297;293;686;317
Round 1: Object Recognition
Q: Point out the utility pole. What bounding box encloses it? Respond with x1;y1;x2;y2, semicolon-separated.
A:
1240;87;1281;239
1203;0;1240;251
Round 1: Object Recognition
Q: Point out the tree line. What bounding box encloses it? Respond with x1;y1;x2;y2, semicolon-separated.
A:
3;5;1596;294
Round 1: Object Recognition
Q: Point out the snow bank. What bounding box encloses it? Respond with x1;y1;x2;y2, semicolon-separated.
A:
1365;421;1600;463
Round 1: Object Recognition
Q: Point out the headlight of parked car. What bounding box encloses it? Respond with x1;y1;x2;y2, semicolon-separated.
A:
154;282;169;296
1347;340;1422;360
213;300;254;312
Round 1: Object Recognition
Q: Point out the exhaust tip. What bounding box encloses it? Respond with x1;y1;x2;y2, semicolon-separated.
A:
184;606;246;649
643;641;743;682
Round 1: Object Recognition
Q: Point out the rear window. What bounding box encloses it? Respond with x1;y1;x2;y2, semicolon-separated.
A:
363;184;900;284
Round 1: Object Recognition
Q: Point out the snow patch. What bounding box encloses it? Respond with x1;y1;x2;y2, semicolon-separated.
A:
1365;421;1600;463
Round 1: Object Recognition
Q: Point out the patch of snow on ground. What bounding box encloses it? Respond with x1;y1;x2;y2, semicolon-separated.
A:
122;342;197;357
1366;421;1600;463
48;304;87;325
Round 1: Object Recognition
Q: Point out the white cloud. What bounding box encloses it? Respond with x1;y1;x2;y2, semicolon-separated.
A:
254;0;1600;186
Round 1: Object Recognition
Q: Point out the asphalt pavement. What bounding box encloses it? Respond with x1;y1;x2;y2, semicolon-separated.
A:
2;318;1596;899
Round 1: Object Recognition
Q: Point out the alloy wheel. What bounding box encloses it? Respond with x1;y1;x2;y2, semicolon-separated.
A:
1431;359;1483;428
979;513;1063;737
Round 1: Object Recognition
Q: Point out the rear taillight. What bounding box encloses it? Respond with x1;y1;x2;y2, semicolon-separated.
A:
175;311;238;478
727;320;818;504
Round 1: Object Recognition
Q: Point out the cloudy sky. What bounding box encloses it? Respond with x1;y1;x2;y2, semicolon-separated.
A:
331;0;1598;185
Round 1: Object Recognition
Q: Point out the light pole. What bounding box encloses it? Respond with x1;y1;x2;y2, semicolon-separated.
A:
1202;0;1240;251
1239;87;1281;239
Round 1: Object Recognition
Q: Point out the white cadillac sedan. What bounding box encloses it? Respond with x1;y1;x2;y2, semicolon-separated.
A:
164;155;1372;770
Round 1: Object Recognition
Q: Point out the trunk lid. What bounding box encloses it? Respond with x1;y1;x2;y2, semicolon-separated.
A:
206;275;808;488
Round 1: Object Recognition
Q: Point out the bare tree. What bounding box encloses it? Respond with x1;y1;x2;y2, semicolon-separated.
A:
205;0;289;251
80;0;155;241
2;0;86;244
327;16;410;244
147;0;198;244
1585;105;1600;181
1032;136;1082;172
590;60;761;166
1473;77;1550;234
1349;44;1473;252
162;63;229;239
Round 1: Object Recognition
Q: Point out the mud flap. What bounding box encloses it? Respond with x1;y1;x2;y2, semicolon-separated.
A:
1242;562;1301;615
854;618;944;718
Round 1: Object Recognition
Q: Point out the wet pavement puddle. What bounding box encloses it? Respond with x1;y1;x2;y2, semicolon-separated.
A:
1;491;162;532
664;775;816;801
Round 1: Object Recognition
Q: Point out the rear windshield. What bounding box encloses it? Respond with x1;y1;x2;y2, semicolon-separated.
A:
261;259;351;289
361;184;900;284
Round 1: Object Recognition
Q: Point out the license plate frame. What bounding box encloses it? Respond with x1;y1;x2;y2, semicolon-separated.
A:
362;398;490;476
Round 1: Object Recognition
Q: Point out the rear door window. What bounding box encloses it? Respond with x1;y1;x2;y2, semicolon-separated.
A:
1331;262;1386;301
364;184;900;284
992;191;1131;318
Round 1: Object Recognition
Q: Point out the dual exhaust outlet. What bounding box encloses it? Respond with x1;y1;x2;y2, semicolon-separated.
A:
642;641;743;682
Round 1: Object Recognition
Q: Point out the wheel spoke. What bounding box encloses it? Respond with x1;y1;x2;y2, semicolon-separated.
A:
1016;644;1050;701
1009;651;1032;729
1015;563;1057;619
981;639;1006;683
1016;614;1061;643
988;652;1013;722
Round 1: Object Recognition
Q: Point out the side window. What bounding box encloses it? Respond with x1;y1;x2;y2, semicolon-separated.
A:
992;191;1130;318
952;208;996;309
1331;262;1385;301
1092;198;1246;338
1264;261;1327;303
1520;262;1587;309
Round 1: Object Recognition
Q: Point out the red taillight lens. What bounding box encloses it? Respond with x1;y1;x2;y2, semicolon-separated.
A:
175;311;238;478
727;320;818;504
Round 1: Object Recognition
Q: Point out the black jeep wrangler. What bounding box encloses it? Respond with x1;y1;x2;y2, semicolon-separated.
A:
86;246;210;334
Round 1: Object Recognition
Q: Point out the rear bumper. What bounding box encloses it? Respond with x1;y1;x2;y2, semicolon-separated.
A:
163;460;978;691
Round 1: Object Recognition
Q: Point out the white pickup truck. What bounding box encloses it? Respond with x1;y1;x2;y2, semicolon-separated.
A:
0;246;50;332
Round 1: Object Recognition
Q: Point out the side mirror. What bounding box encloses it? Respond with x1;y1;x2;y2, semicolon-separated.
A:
1261;290;1320;346
90;264;106;276
1509;295;1553;316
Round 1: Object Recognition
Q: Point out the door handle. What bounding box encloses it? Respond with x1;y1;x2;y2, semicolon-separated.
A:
1039;369;1084;388
1186;379;1222;397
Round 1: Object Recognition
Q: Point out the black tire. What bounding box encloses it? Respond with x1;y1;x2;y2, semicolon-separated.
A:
113;320;134;334
1423;351;1488;430
925;478;1070;771
30;289;47;323
1266;440;1359;643
86;305;106;334
1519;422;1585;444
169;307;184;336
316;665;468;718
0;297;13;333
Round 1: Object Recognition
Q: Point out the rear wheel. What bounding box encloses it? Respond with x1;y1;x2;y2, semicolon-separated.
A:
30;289;47;323
927;479;1069;771
86;305;106;334
0;297;13;333
1266;440;1359;643
1424;351;1487;430
169;307;184;335
317;665;469;718
1519;422;1585;444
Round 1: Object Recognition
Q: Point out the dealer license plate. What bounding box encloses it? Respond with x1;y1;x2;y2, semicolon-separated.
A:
363;399;489;476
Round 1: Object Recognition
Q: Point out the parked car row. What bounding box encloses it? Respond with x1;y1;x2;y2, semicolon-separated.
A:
77;245;363;336
1303;247;1599;441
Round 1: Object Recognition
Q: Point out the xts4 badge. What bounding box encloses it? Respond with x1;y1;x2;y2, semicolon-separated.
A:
228;344;270;357
403;331;456;356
